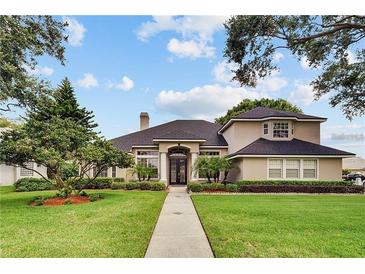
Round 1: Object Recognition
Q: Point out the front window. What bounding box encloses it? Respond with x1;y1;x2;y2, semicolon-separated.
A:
286;159;300;179
93;166;108;177
268;159;283;178
303;160;317;179
20;162;34;176
273;122;289;138
263;123;268;135
136;151;159;179
111;166;117;178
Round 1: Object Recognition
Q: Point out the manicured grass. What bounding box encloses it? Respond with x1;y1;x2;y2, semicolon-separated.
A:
0;187;166;257
192;194;365;258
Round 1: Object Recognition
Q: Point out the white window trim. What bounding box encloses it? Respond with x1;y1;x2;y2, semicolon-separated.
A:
267;158;319;180
136;150;159;179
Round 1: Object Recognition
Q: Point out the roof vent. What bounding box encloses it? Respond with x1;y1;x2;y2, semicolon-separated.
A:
140;112;149;130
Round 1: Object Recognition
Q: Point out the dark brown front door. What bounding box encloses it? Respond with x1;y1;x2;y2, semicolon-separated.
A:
169;158;187;185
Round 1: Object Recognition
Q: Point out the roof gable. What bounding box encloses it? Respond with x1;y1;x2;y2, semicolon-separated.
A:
228;138;355;158
110;120;227;151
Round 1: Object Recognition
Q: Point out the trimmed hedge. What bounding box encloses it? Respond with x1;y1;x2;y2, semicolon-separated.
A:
111;182;127;190
239;185;364;194
111;181;165;191
187;183;203;193
226;184;238;192
14;178;55;192
74;177;114;190
203;183;226;191
113;178;125;182
237;180;353;186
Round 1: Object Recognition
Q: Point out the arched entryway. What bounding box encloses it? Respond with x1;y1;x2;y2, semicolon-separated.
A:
168;146;189;185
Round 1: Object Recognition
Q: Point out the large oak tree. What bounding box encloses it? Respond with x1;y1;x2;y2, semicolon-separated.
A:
224;15;365;120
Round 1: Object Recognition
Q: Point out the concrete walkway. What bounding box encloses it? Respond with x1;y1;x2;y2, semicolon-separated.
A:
145;186;214;258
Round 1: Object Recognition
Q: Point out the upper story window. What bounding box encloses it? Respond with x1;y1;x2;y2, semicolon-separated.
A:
263;123;268;135
273;122;289;138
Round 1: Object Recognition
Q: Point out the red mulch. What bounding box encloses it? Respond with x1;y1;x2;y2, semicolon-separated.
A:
31;196;90;207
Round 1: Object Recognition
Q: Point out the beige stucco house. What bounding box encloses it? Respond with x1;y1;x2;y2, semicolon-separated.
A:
0;107;356;186
109;107;355;185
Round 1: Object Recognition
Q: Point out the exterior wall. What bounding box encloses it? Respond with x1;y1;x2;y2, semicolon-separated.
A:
319;158;342;180
0;163;48;185
0;164;16;185
226;158;243;183
294;121;320;144
222;121;261;154
241;158;267;180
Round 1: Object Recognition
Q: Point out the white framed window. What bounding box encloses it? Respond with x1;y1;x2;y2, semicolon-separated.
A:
303;160;317;179
268;159;283;178
263;123;269;135
286;159;300;179
136;150;159;179
20;162;34;177
112;166;117;178
93;166;108;177
273;122;289;138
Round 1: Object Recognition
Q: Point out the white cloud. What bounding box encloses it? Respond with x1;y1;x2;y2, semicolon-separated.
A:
108;76;134;91
155;84;266;120
331;133;364;141
273;52;285;63
77;73;98;88
346;50;358;64
212;61;287;92
167;38;215;59
137;16;227;60
300;56;311;70
137;16;227;42
212;61;237;84
256;70;288;93
63;17;86;47
24;65;54;76
288;82;314;105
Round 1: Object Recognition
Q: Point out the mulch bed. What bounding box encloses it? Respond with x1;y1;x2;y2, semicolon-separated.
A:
31;195;90;207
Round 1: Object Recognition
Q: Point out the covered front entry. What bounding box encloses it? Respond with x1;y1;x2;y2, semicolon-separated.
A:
169;147;188;185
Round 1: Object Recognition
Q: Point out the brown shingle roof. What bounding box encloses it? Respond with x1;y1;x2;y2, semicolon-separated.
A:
233;107;326;120
228;138;355;157
110;120;228;152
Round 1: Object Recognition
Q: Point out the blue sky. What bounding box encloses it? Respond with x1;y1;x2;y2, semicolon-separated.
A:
16;16;365;157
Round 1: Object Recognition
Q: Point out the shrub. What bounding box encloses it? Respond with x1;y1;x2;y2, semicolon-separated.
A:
150;182;165;191
64;198;72;205
74;177;113;190
126;182;140;190
203;183;226;191
89;193;104;202
30;196;47;206
226;184;238;192
187;183;203;193
140;182;152;190
239;185;364;194
113;177;125;182
237;180;352;187
111;182;127;190
14;178;55;192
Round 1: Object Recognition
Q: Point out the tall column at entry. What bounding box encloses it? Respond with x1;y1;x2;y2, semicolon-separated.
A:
191;152;199;181
160;152;167;184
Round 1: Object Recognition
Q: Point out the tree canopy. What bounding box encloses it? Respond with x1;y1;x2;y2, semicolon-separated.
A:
215;98;302;125
0;16;67;112
224;15;365;120
0;78;134;197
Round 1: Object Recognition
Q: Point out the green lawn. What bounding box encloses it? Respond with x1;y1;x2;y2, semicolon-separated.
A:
192;194;365;258
0;186;166;257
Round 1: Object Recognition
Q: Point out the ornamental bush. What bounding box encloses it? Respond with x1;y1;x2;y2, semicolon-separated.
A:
14;178;55;192
126;182;141;190
226;183;238;192
237;180;353;186
113;178;125;182
140;182;152;190
111;182;127;190
239;185;364;194
187;183;203;193
203;183;226;191
150;182;166;191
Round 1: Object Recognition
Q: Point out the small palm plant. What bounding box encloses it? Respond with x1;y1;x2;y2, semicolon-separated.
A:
132;162;155;181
